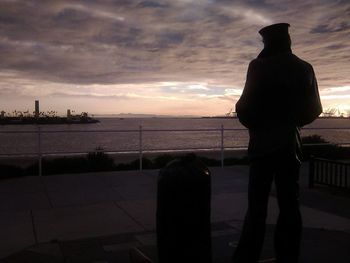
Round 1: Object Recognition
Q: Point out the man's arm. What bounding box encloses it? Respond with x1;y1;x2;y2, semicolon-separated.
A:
296;67;322;127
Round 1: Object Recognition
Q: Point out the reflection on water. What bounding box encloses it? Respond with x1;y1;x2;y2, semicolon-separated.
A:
0;118;349;155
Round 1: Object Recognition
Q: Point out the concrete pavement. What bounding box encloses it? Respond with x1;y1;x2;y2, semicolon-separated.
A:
0;165;349;262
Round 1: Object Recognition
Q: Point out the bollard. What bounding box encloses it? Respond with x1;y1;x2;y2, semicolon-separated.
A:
156;154;212;263
309;156;315;188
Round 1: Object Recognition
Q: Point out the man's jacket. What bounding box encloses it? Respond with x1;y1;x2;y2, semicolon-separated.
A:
236;51;322;158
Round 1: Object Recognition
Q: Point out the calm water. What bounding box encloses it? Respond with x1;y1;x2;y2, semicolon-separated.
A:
0;117;350;155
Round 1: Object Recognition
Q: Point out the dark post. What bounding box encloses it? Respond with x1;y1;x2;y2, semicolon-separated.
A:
156;154;212;263
309;156;315;188
345;166;348;188
334;163;338;187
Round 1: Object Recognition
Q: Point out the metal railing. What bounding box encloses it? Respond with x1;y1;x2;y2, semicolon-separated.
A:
1;126;350;176
309;157;350;189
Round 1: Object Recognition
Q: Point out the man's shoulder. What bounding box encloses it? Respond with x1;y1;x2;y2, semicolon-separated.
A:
248;58;263;68
252;54;314;72
290;54;314;70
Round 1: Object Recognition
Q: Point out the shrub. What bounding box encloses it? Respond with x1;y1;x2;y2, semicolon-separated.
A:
26;156;89;175
0;164;25;179
224;156;250;165
302;134;328;144
87;151;115;171
153;154;175;168
197;156;221;166
115;157;154;170
301;135;350;161
129;157;154;170
26;147;116;175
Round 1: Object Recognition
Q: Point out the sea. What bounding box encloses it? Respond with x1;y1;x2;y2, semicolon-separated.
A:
0;117;350;156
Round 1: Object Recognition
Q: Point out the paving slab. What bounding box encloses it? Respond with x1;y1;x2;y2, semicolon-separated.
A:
46;187;122;208
33;203;143;243
0;192;51;212
98;171;155;188
266;196;350;234
42;173;106;192
1;249;62;263
0;176;45;194
26;243;62;258
112;184;157;201
100;171;157;201
0;176;51;212
117;199;157;231
0;211;35;258
211;193;248;222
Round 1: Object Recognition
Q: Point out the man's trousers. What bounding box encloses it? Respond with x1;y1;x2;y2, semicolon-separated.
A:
232;154;302;263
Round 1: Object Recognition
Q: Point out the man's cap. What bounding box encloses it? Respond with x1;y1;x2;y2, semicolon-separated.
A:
259;23;290;41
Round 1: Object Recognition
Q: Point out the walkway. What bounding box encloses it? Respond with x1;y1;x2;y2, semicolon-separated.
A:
0;165;349;262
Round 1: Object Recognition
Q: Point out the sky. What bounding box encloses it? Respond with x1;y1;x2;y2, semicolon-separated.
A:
0;0;349;116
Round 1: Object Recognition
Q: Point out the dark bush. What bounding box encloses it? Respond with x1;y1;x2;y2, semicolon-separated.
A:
26;147;116;175
153;154;175;168
87;151;116;171
301;135;350;161
197;156;221;166
129;157;154;169
115;157;154;170
26;156;89;175
0;164;25;179
224;156;250;165
302;134;328;144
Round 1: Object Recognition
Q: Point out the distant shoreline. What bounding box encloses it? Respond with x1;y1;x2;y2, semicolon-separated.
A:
202;116;349;120
94;115;347;119
0;116;99;125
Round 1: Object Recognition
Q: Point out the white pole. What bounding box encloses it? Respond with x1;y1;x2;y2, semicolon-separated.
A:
139;125;143;171
221;124;224;168
38;126;42;176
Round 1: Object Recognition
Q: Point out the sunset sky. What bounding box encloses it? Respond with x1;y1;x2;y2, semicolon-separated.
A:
0;0;349;116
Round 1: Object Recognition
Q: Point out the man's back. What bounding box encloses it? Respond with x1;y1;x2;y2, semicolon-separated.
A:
236;52;322;157
237;53;320;130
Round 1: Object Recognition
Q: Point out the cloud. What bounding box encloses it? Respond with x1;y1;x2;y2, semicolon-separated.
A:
138;1;168;8
0;0;349;115
320;86;350;101
311;23;350;34
62;3;125;22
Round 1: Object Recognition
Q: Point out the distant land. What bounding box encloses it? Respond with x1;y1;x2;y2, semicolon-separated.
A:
94;113;199;118
93;113;349;119
0;100;100;125
0;116;99;125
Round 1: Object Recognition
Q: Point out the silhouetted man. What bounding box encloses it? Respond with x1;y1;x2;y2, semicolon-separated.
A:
233;23;322;263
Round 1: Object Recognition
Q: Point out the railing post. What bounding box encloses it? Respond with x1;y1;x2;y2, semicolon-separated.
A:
139;125;143;171
221;124;224;168
309;156;314;188
37;126;42;177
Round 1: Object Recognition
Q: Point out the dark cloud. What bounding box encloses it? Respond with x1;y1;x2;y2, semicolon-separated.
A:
94;24;142;47
0;0;349;114
311;23;350;34
53;7;91;26
325;44;347;50
157;31;185;47
50;92;133;100
138;1;168;8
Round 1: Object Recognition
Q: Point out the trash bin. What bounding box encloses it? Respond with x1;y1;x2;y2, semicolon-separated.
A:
156;154;212;263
